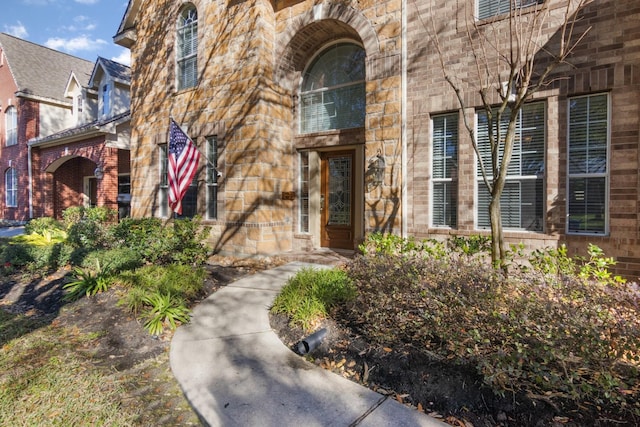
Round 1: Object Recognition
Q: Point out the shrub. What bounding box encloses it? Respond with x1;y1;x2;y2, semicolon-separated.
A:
63;260;113;301
79;247;144;273
24;217;64;235
271;267;356;331
140;293;191;336
116;264;205;335
108;217;210;265
345;250;640;415
63;207;117;250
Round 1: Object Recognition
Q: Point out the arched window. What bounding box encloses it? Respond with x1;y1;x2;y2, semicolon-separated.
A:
5;106;17;146
5;167;17;207
177;5;198;90
300;43;366;134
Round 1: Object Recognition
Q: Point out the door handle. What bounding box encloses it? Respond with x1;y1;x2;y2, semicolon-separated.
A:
320;195;325;212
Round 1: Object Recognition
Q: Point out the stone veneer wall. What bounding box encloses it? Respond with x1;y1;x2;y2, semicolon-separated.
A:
130;0;402;255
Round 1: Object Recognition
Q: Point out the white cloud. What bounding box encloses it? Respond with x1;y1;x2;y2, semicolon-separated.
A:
74;0;99;4
111;49;131;66
44;35;107;52
4;22;29;39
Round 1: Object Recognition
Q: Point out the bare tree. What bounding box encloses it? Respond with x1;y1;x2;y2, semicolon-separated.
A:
423;0;590;269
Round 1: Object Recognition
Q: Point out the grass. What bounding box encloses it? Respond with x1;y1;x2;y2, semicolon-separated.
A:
270;267;356;331
0;311;139;426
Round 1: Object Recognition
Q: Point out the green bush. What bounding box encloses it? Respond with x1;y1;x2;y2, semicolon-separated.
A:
108;217;210;265
271;267;356;331
140;293;191;336
116;264;205;335
79;247;144;273
24;217;64;235
346;250;640;415
63;207;117;250
63;260;113;301
1;241;74;273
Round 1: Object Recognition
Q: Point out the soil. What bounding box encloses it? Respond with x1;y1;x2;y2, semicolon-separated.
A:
270;310;638;427
0;256;286;426
2;256;636;426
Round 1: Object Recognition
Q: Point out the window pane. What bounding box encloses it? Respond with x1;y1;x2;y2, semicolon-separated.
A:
478;0;543;20
177;7;198;90
476;102;545;231
433;181;457;228
568;94;609;234
159;144;168;217
432;113;458;228
177;182;198;219
5;168;17;207
299;151;309;233
568;177;606;234
207;136;218;220
300;43;365;134
5;107;17;146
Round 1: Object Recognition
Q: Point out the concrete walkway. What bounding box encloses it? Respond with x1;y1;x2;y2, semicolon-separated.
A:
170;261;447;427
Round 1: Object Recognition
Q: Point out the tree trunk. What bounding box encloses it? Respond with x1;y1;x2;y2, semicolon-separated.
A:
489;183;506;271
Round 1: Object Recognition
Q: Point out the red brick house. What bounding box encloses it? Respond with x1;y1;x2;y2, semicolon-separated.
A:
30;57;132;220
114;0;640;278
0;33;131;223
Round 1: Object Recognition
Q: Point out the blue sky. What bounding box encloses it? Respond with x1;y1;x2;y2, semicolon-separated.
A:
2;0;130;65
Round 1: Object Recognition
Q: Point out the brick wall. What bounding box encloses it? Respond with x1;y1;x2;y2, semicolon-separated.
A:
33;136;121;219
406;0;640;279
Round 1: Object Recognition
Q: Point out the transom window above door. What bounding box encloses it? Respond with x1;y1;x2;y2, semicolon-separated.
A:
300;43;366;134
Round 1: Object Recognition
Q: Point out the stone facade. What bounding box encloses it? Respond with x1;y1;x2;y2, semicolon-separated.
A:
120;0;402;256
118;0;640;278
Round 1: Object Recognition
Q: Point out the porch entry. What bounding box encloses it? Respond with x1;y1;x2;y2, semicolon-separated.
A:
321;150;355;249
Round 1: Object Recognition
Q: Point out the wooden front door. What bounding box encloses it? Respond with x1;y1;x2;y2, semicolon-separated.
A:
321;151;355;249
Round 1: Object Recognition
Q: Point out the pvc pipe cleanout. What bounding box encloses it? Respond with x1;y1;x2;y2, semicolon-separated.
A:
297;328;327;355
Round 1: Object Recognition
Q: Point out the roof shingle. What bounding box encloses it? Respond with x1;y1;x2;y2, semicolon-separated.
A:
0;33;95;104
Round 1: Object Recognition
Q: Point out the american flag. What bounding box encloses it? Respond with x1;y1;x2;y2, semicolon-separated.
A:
168;119;200;215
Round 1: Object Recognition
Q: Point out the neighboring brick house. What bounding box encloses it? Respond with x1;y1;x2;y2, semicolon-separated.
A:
29;57;132;220
114;1;640;278
0;33;94;223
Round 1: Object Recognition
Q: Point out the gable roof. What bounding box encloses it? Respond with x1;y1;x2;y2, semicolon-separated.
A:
114;0;141;48
0;33;95;104
89;57;131;88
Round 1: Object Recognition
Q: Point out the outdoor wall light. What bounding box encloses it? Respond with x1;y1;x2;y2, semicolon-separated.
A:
369;153;386;186
94;166;104;180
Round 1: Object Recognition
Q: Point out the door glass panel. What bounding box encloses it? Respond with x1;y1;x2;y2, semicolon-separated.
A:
328;156;352;225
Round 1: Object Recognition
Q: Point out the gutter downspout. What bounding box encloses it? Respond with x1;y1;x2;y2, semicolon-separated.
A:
401;0;408;238
27;142;33;219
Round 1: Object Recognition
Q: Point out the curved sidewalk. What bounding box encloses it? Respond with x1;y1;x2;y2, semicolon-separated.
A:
170;261;447;427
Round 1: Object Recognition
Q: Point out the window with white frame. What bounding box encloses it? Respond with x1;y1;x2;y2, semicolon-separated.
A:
5;106;17;146
300;43;366;134
567;93;609;235
177;5;198;91
476;101;545;231
477;0;544;20
101;83;110;117
5;167;17;207
159;144;169;218
75;94;83;122
299;151;310;233
206;136;218;220
432;113;458;228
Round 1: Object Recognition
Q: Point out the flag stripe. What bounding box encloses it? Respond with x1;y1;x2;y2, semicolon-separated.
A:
168;119;201;215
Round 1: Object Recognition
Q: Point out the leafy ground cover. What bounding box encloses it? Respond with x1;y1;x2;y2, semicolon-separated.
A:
271;236;640;427
0;256;284;426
